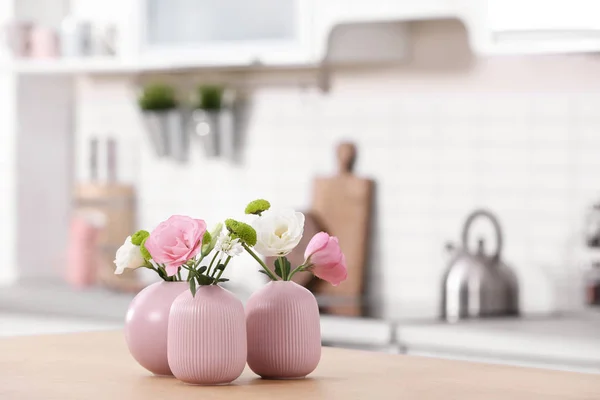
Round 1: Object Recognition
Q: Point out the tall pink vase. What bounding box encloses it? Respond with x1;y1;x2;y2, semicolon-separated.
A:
246;281;321;379
168;286;247;385
125;281;188;376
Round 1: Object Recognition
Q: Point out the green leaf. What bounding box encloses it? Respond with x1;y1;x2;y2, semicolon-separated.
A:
258;269;276;281
216;264;225;271
190;278;197;297
156;266;167;281
274;262;282;278
274;257;291;280
198;266;207;274
197;274;213;286
217;278;229;283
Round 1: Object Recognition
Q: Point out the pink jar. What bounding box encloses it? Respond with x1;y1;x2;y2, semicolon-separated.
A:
29;26;58;58
246;281;321;379
168;286;247;385
125;281;188;376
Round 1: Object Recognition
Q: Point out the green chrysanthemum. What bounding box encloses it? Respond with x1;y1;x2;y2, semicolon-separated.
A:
131;230;150;246
225;218;257;247
140;237;152;261
245;199;271;216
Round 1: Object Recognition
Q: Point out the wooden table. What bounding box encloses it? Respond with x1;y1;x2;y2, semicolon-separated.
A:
1;331;599;399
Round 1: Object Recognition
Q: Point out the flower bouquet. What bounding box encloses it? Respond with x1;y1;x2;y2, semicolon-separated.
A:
114;198;348;384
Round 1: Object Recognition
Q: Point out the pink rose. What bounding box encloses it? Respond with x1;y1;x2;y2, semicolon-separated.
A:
144;215;207;276
304;232;348;286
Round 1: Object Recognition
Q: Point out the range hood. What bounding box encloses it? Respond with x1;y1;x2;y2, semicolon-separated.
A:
318;0;600;59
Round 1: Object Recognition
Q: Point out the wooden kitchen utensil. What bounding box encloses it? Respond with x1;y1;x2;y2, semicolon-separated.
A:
310;142;373;316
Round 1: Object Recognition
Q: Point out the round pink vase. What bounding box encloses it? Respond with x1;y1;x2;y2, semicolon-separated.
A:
125;281;188;376
246;281;321;379
168;285;247;385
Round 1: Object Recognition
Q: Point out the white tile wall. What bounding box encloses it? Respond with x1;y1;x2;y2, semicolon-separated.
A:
76;54;600;319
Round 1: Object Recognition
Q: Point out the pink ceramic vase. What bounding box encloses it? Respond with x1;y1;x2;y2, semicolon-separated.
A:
125;281;188;376
168;285;247;385
246;281;321;379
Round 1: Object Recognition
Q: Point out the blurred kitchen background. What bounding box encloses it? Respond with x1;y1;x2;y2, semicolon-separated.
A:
2;0;600;374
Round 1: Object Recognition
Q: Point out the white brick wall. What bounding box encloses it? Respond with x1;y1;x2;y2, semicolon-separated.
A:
76;54;600;318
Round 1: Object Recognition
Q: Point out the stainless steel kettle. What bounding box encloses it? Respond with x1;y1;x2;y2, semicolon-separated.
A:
441;209;519;322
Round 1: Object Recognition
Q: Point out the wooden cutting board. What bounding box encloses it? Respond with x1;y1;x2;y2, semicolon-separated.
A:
310;142;373;316
74;183;141;292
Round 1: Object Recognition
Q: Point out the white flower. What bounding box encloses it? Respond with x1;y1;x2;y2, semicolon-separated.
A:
252;209;305;257
114;236;145;274
215;232;244;257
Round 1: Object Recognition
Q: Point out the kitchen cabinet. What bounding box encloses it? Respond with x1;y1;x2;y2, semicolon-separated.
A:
483;0;600;54
3;0;467;75
138;0;315;66
136;0;465;67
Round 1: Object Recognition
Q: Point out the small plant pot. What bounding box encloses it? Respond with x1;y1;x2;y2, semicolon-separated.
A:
142;110;189;162
189;109;220;158
189;108;236;160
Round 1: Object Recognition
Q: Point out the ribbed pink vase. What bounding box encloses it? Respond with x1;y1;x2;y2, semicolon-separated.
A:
168;285;247;385
246;281;321;379
125;281;188;376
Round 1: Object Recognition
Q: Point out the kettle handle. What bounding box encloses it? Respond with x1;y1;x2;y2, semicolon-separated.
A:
461;209;503;260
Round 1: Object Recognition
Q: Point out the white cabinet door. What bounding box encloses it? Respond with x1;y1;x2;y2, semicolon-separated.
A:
140;0;314;66
486;0;600;54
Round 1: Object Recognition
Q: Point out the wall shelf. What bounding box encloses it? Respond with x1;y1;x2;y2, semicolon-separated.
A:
4;58;324;76
1;58;340;93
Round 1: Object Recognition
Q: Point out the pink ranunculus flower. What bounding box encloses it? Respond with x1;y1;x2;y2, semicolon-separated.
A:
144;215;207;276
304;232;348;286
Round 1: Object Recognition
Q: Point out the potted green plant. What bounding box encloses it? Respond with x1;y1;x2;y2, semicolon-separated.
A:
138;83;188;162
189;85;230;158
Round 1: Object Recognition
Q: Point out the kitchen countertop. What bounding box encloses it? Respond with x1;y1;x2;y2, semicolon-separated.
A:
396;313;600;373
1;331;600;400
2;280;599;371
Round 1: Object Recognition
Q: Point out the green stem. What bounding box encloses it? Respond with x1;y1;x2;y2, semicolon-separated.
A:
213;256;232;284
287;263;309;281
177;269;182;281
159;264;175;282
243;243;278;281
182;265;194;282
144;262;159;274
149;262;167;281
278;256;287;280
205;251;220;277
195;253;206;267
210;258;221;278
